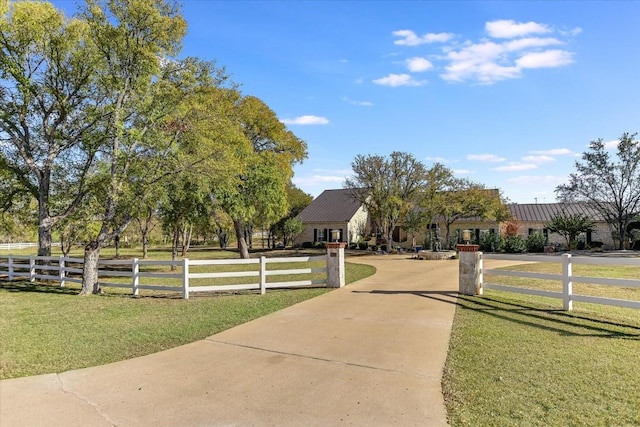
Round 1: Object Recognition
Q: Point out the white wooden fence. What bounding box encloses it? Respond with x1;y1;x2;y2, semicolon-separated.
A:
0;255;328;299
480;253;640;311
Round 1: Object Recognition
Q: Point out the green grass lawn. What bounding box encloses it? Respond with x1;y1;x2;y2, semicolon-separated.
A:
0;247;376;380
443;262;640;427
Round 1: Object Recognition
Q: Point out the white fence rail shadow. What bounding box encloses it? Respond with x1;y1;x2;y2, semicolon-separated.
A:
0;255;328;299
480;253;640;311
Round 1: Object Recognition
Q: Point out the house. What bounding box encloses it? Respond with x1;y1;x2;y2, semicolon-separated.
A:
435;202;616;249
295;188;618;250
294;189;369;246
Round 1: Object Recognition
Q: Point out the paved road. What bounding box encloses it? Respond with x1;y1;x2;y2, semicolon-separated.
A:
0;255;460;426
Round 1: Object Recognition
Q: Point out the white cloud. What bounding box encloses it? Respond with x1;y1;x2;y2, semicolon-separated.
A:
441;41;522;83
372;73;426;87
280;115;329;125
406;57;434;72
604;139;620;149
467;154;506;162
383;20;577;85
425;156;452;163
522;155;556;163
507;175;567;185
492;163;538;172
503;37;562;52
392;29;455;46
486;20;552;39
454;169;473;175
529;148;574;156
516;49;574;68
342;97;373;106
561;27;583;36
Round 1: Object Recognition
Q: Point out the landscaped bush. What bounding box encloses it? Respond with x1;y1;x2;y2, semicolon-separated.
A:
526;232;547;253
348;243;358;250
502;235;526;253
358;242;368;250
479;232;501;252
380;244;387;252
301;241;313;249
313;241;326;249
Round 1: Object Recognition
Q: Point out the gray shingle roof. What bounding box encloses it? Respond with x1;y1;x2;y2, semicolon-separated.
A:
509;203;607;222
296;189;363;223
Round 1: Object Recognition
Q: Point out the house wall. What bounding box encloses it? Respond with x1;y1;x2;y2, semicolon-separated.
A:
295;222;348;246
348;206;369;243
410;220;615;250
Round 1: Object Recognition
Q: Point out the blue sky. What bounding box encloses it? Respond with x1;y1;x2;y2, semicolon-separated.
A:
55;0;640;203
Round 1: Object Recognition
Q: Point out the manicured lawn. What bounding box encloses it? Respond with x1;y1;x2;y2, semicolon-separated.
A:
0;247;376;380
443;262;640;427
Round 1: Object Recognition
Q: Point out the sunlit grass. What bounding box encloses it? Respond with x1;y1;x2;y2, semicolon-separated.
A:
0;248;376;379
444;262;640;426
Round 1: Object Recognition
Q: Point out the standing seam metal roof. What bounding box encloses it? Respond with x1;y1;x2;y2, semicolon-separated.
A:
296;189;363;223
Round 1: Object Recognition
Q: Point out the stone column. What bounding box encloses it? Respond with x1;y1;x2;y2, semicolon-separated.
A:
457;244;482;295
326;242;346;288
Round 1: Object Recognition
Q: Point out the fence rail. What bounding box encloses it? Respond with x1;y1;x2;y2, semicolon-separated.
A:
480;253;640;311
0;254;328;299
0;242;62;251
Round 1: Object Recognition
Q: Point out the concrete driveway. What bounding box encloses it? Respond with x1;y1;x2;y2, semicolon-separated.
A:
0;254;460;426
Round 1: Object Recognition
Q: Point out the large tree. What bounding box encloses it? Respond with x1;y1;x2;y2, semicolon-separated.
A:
544;208;596;249
345;152;429;248
556;132;640;249
214;95;307;259
434;178;510;249
0;1;102;256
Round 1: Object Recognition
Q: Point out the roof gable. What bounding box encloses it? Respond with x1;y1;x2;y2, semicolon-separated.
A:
296;189;363;223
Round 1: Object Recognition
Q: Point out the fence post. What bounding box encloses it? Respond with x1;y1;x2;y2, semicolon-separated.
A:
326;243;346;288
29;256;36;283
59;256;66;288
562;253;573;311
132;258;139;296
457;244;481;295
182;258;189;300
260;256;267;295
478;253;484;295
9;256;14;281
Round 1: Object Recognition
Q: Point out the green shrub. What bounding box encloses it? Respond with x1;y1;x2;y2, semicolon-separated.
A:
502;235;526;253
479;232;501;252
358;242;368;250
526;232;547;253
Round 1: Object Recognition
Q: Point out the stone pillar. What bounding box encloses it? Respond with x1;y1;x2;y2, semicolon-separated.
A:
457;244;482;295
326;242;346;288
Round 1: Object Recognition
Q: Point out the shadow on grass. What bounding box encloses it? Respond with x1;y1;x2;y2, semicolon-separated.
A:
0;280;79;295
353;289;640;339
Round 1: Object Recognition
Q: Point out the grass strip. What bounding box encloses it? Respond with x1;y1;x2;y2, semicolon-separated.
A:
444;262;640;427
0;261;375;379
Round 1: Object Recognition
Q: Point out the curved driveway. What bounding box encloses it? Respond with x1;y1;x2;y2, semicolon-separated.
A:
1;255;460;426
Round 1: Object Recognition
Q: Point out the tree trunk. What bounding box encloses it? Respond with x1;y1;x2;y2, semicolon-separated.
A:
142;233;149;259
171;226;179;271
181;224;192;257
234;219;250;259
80;241;101;295
115;235;120;258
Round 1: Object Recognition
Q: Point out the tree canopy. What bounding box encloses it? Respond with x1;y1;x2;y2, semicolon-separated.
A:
556;132;640;249
345;151;429;247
